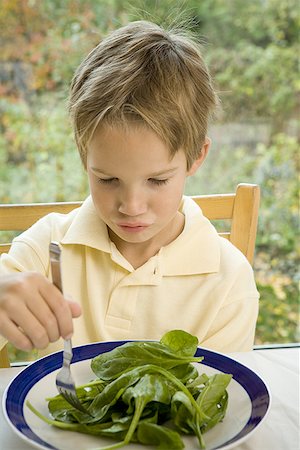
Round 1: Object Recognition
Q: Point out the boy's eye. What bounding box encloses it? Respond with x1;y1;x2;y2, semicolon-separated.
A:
148;178;169;186
97;177;169;186
97;178;118;184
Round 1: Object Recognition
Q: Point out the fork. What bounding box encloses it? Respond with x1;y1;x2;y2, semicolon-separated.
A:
49;241;89;414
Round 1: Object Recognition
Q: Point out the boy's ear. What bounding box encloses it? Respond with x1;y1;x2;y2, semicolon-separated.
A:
187;137;211;176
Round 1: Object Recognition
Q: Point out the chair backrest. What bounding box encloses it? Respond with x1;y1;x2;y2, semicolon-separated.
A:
0;183;260;367
192;183;260;265
0;201;83;255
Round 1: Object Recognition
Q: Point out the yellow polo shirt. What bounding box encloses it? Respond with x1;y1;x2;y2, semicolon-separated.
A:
0;196;259;355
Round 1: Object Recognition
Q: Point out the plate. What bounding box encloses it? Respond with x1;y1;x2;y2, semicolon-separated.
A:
3;341;271;450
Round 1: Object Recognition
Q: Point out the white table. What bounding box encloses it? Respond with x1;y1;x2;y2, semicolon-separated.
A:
0;348;299;450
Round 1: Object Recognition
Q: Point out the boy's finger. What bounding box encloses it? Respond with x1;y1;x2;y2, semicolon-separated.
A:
39;282;74;339
26;293;60;343
0;316;33;351
64;294;82;318
6;301;54;349
67;300;82;318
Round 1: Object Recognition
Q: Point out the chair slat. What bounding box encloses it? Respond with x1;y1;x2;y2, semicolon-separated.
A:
230;184;260;264
0;202;82;230
191;194;234;220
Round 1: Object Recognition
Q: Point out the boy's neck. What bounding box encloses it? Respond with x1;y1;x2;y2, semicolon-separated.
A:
108;212;185;269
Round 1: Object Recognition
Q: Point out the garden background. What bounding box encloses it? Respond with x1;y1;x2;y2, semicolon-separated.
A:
0;0;299;361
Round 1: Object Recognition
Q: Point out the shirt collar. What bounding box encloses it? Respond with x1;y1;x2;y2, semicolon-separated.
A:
160;196;220;275
60;195;220;276
61;196;111;253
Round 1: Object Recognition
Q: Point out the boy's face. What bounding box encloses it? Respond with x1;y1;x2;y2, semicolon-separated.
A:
87;124;206;254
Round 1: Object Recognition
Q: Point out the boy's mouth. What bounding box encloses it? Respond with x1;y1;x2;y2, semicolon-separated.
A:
117;222;150;233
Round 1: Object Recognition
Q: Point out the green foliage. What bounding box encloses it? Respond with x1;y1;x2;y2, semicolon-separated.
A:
129;0;300;126
254;134;299;254
186;133;299;255
255;282;300;344
206;43;299;124
194;0;299;125
0;96;88;203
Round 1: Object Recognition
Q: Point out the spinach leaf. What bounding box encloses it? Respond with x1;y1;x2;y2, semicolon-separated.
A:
160;329;199;357
196;373;232;433
120;374;170;444
88;364;207;423
27;400;115;435
171;390;195;432
91;341;203;381
170;390;206;449
168;363;199;384
170;373;232;449
137;422;184;450
122;373;171;414
47;381;105;422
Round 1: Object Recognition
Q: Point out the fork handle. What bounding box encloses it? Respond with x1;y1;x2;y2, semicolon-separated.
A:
63;338;73;366
49;241;63;293
49;241;73;356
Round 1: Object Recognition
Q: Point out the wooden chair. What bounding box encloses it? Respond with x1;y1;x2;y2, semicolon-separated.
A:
192;183;260;265
0;183;260;367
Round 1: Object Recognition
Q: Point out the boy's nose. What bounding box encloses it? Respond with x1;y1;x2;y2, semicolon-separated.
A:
118;189;147;216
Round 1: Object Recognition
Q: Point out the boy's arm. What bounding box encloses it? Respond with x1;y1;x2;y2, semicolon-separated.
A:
199;292;259;352
197;237;260;353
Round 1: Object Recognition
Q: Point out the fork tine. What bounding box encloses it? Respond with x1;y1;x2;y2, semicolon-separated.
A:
60;389;88;413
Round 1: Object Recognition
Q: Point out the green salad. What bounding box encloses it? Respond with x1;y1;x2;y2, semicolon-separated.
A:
27;330;232;449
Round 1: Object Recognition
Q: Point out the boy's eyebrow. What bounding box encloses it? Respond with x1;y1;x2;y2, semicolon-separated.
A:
90;167;179;177
148;168;179;177
91;167;111;175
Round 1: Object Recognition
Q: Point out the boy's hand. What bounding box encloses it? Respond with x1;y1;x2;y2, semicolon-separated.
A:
0;272;82;351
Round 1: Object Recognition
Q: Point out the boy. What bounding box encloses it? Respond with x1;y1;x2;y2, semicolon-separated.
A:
0;21;259;356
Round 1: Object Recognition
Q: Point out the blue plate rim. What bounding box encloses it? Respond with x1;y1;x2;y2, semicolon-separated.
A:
3;341;271;450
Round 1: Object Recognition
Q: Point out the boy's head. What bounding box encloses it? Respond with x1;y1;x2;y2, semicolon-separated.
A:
69;20;219;170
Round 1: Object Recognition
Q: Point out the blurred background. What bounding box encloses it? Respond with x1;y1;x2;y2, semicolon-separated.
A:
0;0;299;359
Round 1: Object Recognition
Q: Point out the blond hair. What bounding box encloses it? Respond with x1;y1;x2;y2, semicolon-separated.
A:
69;20;219;170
